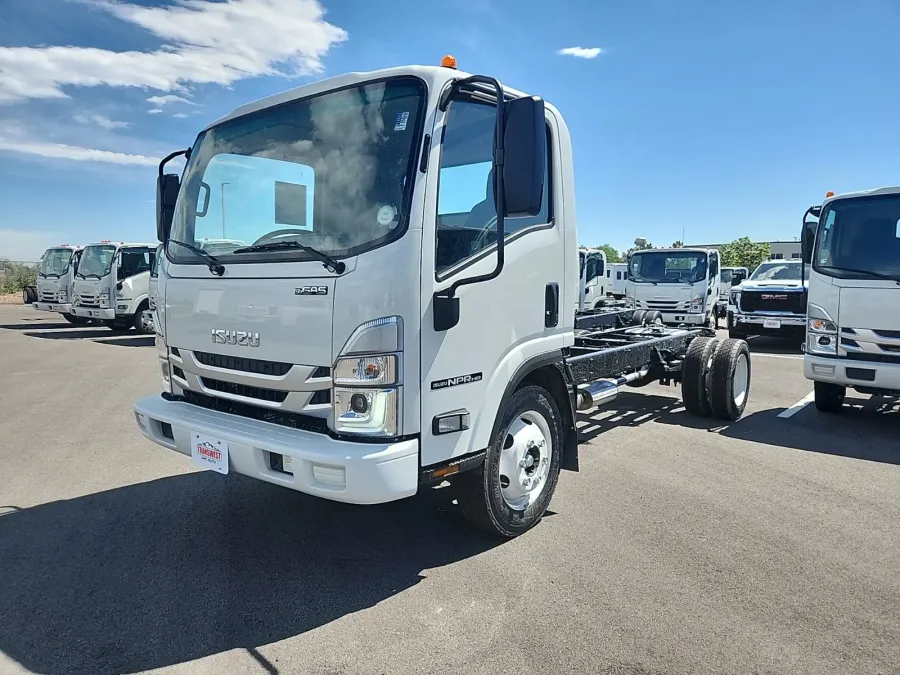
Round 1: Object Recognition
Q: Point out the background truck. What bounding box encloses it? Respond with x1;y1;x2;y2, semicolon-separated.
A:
31;245;89;325
625;247;720;328
143;243;163;335
727;259;807;341
715;266;748;322
577;247;607;310
607;262;628;299
801;187;900;412
72;241;157;333
134;60;753;539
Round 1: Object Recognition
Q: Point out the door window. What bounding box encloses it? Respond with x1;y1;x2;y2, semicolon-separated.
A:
435;100;551;276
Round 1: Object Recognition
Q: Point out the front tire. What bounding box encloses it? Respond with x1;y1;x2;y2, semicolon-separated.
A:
62;313;89;325
456;385;563;538
814;381;845;413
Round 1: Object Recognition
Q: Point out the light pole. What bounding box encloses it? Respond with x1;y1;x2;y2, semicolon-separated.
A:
220;182;230;238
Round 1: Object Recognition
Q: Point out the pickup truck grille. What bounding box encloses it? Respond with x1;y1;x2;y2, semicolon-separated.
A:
739;290;806;314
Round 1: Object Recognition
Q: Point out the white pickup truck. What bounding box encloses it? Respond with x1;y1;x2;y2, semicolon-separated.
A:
727;259;808;341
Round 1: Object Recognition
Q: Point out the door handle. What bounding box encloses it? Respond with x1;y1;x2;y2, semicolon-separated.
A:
545;283;559;327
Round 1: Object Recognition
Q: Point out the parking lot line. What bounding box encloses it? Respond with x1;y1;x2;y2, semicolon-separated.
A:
778;391;815;418
751;353;803;360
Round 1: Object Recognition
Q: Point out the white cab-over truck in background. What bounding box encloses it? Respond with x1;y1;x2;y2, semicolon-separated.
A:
715;266;747;321
577;247;606;310
727;259;808;341
801;187;900;412
607;262;628;299
134;61;753;538
72;241;157;333
625;247;720;328
32;245;90;325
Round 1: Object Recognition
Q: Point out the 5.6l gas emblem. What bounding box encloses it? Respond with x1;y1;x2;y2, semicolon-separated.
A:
295;286;328;296
211;329;260;347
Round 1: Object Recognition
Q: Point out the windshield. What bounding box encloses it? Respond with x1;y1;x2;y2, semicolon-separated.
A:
77;245;116;278
814;194;900;279
169;77;426;266
720;269;733;283
629;251;708;283
39;248;74;277
750;261;810;282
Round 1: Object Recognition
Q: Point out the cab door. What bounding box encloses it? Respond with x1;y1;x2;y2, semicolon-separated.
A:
418;94;568;469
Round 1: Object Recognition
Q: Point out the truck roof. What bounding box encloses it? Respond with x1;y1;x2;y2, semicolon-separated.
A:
83;241;157;248
208;64;543;130
823;185;900;205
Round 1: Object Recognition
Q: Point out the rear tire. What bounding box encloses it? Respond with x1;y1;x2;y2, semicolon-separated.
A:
455;385;563;538
681;336;719;417
814;381;845;413
644;310;663;325
62;313;89;325
708;338;751;421
631;309;647;326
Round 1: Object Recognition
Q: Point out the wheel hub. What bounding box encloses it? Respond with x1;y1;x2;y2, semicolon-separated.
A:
498;411;553;510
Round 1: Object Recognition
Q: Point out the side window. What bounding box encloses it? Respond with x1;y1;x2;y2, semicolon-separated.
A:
616;271;622;280
435;100;551;275
71;250;82;272
119;250;152;279
585;257;598;282
709;254;718;278
606;269;611;278
773;253;784;260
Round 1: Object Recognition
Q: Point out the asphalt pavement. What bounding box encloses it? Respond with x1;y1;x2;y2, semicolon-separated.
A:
1;306;897;675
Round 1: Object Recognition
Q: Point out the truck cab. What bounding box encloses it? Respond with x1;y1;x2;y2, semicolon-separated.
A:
143;243;164;335
72;241;157;332
32;245;88;324
716;266;747;320
625;247;719;327
577;247;606;310
728;259;808;341
801;187;900;412
607;262;628;299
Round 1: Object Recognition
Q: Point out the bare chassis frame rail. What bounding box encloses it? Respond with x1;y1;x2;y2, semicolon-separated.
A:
568;309;713;385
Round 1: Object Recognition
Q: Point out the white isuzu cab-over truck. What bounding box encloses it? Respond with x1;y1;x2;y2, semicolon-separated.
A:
32;244;90;324
577;247;606;310
134;61;753;537
72;241;158;333
801;187;900;412
625;247;720;328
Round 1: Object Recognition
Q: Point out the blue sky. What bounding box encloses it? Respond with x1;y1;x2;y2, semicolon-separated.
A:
2;0;899;260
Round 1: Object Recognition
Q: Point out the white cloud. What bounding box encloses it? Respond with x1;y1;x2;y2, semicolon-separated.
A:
0;139;158;166
557;46;604;59
0;229;64;261
0;0;348;103
74;113;130;129
172;113;188;119
147;109;163;114
147;94;195;106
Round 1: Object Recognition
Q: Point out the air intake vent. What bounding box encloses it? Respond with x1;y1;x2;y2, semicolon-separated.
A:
182;390;329;435
195;351;291;377
200;377;288;403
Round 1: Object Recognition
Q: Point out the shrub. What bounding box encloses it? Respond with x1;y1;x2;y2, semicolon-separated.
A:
0;259;38;294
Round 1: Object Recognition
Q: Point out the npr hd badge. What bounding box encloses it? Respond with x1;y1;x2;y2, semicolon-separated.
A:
431;372;483;390
295;286;328;295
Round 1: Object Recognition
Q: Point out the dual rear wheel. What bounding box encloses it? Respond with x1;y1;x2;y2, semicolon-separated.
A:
681;336;750;421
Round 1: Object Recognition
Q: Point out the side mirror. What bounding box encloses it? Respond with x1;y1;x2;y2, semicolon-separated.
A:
731;273;745;286
801;219;817;264
157;173;180;242
502;96;546;217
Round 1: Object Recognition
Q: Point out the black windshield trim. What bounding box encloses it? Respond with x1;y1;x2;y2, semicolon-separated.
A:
167;75;429;268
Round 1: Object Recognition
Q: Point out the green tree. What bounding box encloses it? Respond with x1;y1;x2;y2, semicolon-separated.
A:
0;259;38;294
671;240;683;248
596;243;621;263
718;237;770;271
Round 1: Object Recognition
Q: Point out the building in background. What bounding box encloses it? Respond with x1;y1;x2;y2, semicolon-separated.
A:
687;240;801;260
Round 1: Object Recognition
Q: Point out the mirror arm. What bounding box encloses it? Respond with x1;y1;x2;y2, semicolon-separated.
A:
159;148;190;177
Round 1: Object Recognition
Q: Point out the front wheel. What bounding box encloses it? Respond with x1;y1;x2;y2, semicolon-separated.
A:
62;313;90;325
455;385;563;538
814;381;845;413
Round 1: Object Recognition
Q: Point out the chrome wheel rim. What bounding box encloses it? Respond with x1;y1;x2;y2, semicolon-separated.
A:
498;410;553;511
733;353;749;407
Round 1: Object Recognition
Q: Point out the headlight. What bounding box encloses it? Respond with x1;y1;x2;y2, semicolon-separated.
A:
334;355;398;386
689;294;704;312
807;315;837;355
730;291;740;305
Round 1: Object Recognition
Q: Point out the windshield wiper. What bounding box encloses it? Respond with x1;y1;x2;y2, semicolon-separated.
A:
77;272;102;279
169;240;225;276
232;240;346;274
818;265;900;285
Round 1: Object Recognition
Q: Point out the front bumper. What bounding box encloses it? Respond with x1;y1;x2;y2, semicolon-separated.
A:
133;394;420;505
805;354;900;392
734;313;806;328
659;311;706;325
72;306;115;320
33;302;72;313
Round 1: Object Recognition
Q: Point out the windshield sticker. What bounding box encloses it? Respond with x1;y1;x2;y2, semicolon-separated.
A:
394;111;409;131
377;204;398;227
